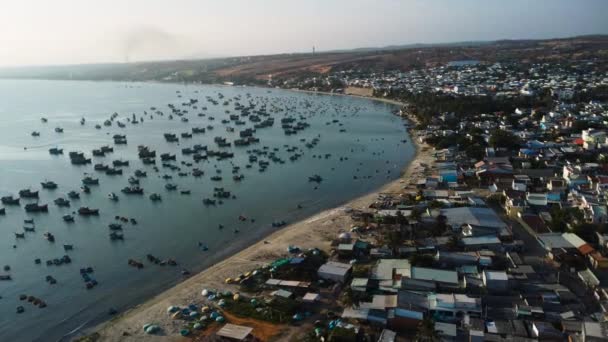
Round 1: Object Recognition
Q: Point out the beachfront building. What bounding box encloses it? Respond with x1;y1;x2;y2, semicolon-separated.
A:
317;261;352;283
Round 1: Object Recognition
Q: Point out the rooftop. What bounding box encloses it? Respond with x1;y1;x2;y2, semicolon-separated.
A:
216;324;253;341
411;267;458;285
441;207;507;230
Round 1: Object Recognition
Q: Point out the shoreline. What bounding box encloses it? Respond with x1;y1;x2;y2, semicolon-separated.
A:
82;93;424;341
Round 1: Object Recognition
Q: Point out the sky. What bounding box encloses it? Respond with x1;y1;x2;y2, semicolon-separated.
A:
0;0;606;67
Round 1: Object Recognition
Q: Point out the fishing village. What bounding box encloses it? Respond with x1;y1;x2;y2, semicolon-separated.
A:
0;31;607;342
79;42;608;341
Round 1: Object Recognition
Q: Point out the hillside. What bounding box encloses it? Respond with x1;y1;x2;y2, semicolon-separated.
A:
0;35;607;84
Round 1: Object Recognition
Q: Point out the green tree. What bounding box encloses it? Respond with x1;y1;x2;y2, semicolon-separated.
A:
409;253;435;267
416;317;440;342
410;208;423;222
489;129;521;149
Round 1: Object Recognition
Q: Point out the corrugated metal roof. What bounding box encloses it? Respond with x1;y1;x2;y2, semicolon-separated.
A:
411;267;458;284
441;207;507;229
217;324;253;340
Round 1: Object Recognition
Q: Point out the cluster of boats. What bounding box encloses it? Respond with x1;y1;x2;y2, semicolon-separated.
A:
2;87;400;314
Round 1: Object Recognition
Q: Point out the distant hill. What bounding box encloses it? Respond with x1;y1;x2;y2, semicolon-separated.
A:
0;35;606;84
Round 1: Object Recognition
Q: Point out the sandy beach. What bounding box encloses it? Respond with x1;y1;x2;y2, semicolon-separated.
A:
87;97;432;342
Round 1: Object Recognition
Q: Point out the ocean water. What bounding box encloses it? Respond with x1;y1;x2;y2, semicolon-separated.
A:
0;80;414;341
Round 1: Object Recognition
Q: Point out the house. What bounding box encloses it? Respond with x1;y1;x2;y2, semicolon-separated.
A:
440;207;508;235
461;235;502;251
351;278;370;292
435;322;458;341
530;321;563;340
547;177;567;192
430;293;482;320
589;252;608;269
526;192;548;206
536;233;594;257
317;261;352;283
360;294;398;311
436;251;492;266
371;259;411;290
583;321;608;341
518;213;550;234
482;270;509;292
578;269;600;289
271;289;293;299
337;243;355;257
410;267;462;289
302;292;320;303
377;329;397;342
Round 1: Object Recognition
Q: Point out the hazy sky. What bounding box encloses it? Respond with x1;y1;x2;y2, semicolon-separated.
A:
0;0;606;67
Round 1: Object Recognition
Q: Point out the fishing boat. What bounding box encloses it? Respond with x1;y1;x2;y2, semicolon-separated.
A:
164;183;177;191
149;193;162;201
62;215;74;222
108;223;122;231
81;185;91;193
66;191;79;200
80;117;85;125
43;232;55;242
272;221;287;227
41;117;48;123
14;232;25;239
53;197;70;207
202;198;216;206
112;160;129;167
54;127;64;133
105;168;123;175
92;149;105;157
94;163;109;171
163;133;179;142
23;226;35;232
24;203;48;212
100;146;114;153
108;192;119;201
78;207;99;216
127;259;142;268
41;181;58;189
82;176;99;185
121;186;143;195
127;177;139;185
49;147;63;155
1;196;20;205
180;190;191;195
160;153;176;161
110;232;124;241
308;174;323;183
134;170;147;177
19;189;39;198
63;244;74;251
31;131;40;137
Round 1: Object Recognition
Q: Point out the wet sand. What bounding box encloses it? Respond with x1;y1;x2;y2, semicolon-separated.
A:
89;97;431;341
